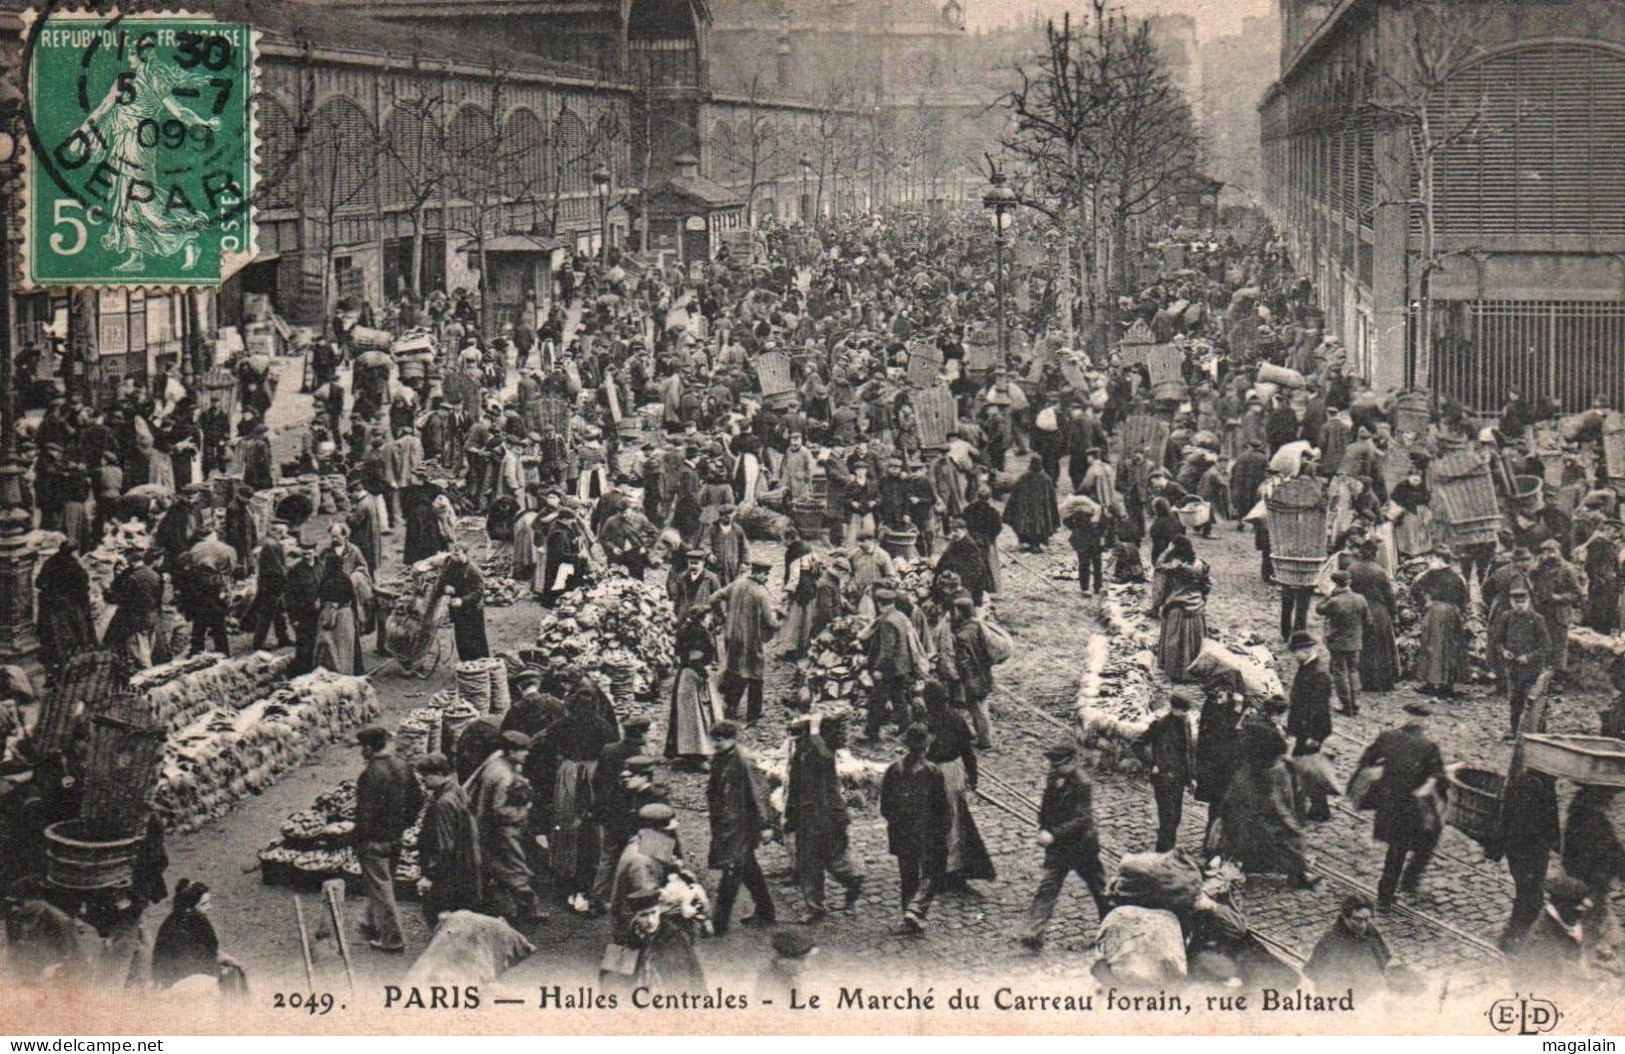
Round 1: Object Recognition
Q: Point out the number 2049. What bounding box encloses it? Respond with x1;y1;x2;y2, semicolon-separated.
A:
271;991;337;1015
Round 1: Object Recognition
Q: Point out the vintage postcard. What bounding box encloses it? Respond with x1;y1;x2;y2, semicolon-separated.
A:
1;0;1623;1039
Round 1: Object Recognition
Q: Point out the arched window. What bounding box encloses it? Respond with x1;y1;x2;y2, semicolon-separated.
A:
1428;43;1625;238
448;104;498;200
504;107;549;197
254;93;298;210
554;108;589;195
303;97;376;211
380;101;442;208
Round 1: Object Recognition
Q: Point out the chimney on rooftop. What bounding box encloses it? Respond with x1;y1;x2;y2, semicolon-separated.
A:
674;153;701;179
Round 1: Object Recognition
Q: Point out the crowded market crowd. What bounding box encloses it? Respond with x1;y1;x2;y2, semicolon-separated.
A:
2;203;1622;1002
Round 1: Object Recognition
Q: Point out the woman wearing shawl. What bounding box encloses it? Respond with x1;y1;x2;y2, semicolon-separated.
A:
1348;539;1401;693
1004;459;1060;551
1414;545;1469;695
665;609;718;762
1155;535;1211;682
37;539;96;672
314;523;371;675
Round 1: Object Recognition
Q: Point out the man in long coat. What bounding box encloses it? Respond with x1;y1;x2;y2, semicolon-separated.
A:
785;713;865;920
705;721;778;934
1356;719;1444;906
36;540;96;671
709;560;779;724
879;724;952;934
467;731;545;925
415;752;482;927
1529;538;1583;683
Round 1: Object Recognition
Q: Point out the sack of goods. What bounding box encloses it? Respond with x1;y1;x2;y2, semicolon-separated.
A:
1096;906;1188;986
132;651;296;735
1109;850;1205;914
153;670;381;833
535;578;676;699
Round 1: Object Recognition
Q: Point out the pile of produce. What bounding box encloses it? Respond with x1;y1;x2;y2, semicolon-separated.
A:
397;706;446;763
381;550;526;610
534;578;675;698
153;670;381;833
259;780;424;893
795;615;872;704
132;651;294;734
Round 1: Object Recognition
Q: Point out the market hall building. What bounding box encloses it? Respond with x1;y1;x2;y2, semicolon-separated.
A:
1259;0;1625;413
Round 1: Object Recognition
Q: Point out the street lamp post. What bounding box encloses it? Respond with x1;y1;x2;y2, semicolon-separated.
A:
900;159;911;205
982;169;1016;358
591;163;611;266
0;123;38;681
799;153;811;222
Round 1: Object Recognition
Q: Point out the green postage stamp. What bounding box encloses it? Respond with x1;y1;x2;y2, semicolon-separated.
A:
21;8;256;286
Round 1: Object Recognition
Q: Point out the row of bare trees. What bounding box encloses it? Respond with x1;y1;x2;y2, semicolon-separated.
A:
1001;0;1203;344
710;71;978;224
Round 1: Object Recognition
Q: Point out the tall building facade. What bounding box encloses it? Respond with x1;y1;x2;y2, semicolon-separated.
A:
1260;0;1625;411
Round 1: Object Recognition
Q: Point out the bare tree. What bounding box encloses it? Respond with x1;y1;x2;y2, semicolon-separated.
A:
1002;2;1201;346
712;74;790;223
1364;0;1510;387
378;54;450;300
302;95;379;324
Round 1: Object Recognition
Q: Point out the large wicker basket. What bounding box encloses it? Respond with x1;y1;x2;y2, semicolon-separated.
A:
1522;734;1625;787
1266;477;1328;586
1431;451;1502;548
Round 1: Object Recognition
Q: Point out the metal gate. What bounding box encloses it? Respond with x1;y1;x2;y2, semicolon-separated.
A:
1429;299;1625;414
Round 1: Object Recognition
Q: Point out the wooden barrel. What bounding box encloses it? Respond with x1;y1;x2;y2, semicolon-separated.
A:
1432;451;1502;547
791;500;825;535
1393;392;1431;438
1266;477;1328;586
45;820;143;890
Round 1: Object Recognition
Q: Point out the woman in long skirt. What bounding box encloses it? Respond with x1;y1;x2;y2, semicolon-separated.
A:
1156;536;1211;682
1348;540;1400;693
923;683;995;885
665;611;717;762
314;524;370;675
1414;548;1470;695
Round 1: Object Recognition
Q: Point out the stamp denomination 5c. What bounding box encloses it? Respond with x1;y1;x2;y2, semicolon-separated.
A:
20;8;255;287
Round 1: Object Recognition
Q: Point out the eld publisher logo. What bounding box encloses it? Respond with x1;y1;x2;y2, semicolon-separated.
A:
1487;994;1562;1034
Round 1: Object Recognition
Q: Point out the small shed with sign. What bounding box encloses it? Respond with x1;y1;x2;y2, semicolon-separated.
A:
459;232;570;333
641;154;747;267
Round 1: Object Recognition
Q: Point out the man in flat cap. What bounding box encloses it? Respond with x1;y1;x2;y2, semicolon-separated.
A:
1017;738;1107;951
669;547;721;618
468;729;546;925
708;502;749;585
1133;688;1198;850
1316;569;1368;716
706;721;779;934
353;726;421;952
1529;538;1583;686
709;559;779;725
415;752;482;927
879;723;951;934
1489;585;1552;736
756;929;818;1006
861;586;926;741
